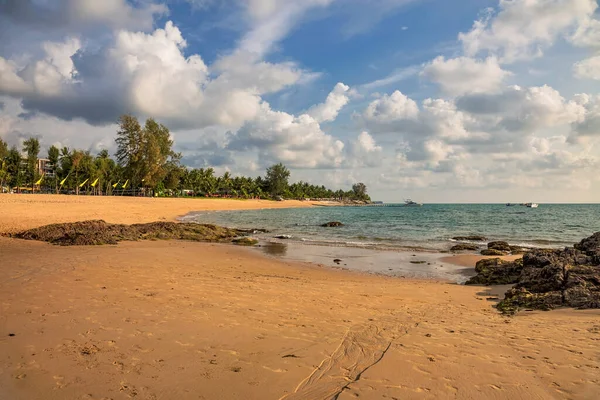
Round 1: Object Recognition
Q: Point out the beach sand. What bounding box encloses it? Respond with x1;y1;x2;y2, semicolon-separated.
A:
1;195;599;399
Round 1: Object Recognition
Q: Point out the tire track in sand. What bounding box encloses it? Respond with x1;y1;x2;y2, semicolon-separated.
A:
280;320;409;400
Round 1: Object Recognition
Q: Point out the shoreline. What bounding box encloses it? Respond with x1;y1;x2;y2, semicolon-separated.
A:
2;194;599;399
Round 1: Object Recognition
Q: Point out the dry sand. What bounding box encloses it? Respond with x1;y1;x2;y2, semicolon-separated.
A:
1;194;599;400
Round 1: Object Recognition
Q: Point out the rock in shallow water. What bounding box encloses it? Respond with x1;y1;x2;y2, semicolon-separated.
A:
452;235;487;241
487;241;511;252
321;221;344;227
450;243;480;251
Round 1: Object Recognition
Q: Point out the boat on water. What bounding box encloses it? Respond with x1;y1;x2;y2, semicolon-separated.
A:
525;203;539;208
506;203;515;206
404;199;423;207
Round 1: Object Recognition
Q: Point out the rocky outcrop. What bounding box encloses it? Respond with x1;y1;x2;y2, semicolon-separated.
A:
487;241;511;252
9;220;243;246
452;235;487;241
450;244;480;251
321;221;344;227
464;232;600;314
465;258;524;285
480;249;507;256
496;233;600;314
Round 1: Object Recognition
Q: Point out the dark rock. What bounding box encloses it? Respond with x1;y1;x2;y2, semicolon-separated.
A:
480;249;507;256
410;260;426;264
574;232;600;262
452;235;487;241
497;239;600;314
321;221;344;227
9;220;240;246
488;241;511;252
274;235;292;239
450;244;479;252
465;258;524;285
333;259;342;264
509;246;529;255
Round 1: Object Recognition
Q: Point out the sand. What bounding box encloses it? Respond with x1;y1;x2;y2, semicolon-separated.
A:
1;195;599;399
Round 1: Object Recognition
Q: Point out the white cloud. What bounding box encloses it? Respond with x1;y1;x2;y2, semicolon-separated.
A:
421;56;511;96
459;0;598;63
307;82;351;123
362;90;419;123
574;55;600;80
0;0;167;32
347;131;383;167
0;22;313;129
239;0;334;56
227;102;345;169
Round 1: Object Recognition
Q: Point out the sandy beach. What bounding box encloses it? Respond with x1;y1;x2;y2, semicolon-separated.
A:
1;195;599;399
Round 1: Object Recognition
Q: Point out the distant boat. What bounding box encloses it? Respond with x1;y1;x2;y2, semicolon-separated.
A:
526;203;539;208
404;199;423;207
506;203;515;206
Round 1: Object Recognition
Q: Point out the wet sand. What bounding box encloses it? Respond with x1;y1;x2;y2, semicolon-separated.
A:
1;194;599;399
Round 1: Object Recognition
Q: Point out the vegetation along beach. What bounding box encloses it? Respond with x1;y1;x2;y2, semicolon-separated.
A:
2;0;600;399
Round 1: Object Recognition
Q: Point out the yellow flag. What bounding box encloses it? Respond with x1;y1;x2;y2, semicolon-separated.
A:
112;181;120;188
60;175;69;186
122;179;129;189
35;173;44;185
90;178;99;187
79;178;89;188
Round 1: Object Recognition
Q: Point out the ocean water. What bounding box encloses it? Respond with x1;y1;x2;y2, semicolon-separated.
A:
182;204;600;252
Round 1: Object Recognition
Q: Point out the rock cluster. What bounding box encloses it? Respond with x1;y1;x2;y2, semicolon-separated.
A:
9;220;243;246
321;221;344;227
466;232;600;314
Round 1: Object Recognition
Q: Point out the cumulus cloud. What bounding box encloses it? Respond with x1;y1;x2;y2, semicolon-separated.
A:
421;56;511;96
347;131;383;167
574;55;600;80
362;90;419;123
227;102;345;169
0;0;167;32
571;94;600;141
459;0;598;63
307;82;351;123
0;22;313;129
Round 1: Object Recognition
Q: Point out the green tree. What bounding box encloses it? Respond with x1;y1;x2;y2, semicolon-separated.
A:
23;137;40;191
352;182;367;200
0;139;8;190
48;145;60;193
6;146;22;190
115;115;180;192
115;114;144;188
265;163;290;197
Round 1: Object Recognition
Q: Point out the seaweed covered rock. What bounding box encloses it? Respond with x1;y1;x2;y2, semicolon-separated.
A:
10;220;241;246
450;243;480;251
465;258;524;285
480;249;507;256
487;241;511;252
232;237;259;246
452;235;487;242
321;221;344;227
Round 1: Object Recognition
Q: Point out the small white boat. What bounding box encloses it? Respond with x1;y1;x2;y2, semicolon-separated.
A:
525;203;539;208
404;199;423;207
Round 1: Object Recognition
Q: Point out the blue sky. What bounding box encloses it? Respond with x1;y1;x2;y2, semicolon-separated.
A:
1;0;600;202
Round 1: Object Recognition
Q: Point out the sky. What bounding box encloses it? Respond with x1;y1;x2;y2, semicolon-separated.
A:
1;0;600;203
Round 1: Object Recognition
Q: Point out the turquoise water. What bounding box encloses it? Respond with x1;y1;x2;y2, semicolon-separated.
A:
183;204;600;251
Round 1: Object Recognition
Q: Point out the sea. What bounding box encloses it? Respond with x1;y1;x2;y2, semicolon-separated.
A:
182;204;600;282
182;203;600;251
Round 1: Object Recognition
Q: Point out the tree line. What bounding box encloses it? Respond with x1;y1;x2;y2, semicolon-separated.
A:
0;115;370;201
